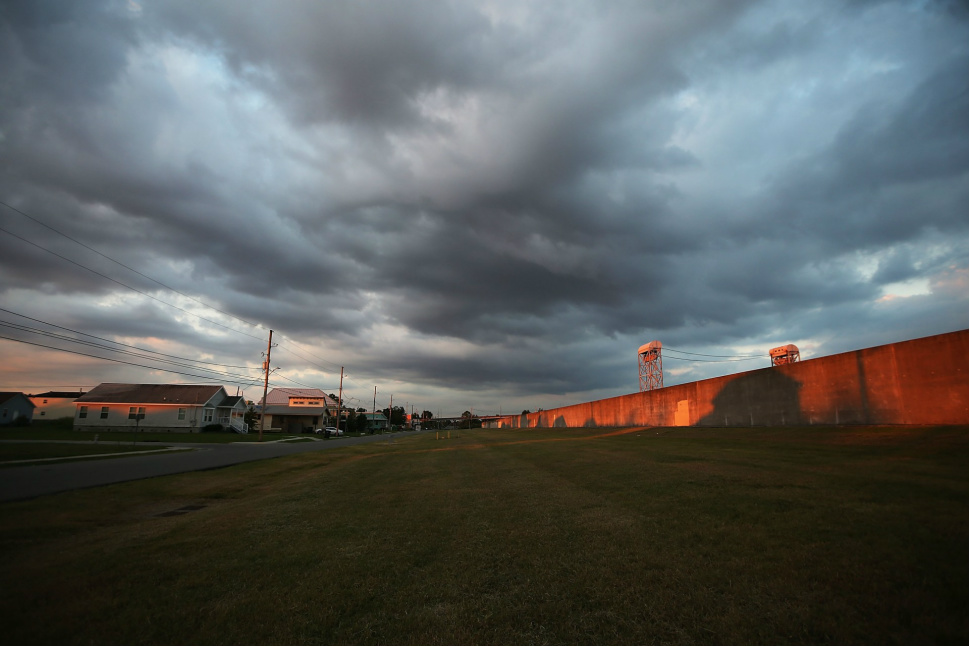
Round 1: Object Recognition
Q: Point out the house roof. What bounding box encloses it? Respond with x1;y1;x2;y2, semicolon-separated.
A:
265;388;336;405
76;383;224;405
0;392;34;407
29;391;86;399
218;395;245;408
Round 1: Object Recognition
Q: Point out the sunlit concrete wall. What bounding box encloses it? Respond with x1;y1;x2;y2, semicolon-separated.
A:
495;329;968;428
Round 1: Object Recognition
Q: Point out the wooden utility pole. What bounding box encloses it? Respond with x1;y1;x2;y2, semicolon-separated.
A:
335;367;344;433
372;386;377;434
389;393;393;432
259;329;273;442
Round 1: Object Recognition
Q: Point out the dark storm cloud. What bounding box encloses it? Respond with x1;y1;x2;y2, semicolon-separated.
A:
0;1;136;106
1;0;967;408
765;55;969;248
144;0;504;128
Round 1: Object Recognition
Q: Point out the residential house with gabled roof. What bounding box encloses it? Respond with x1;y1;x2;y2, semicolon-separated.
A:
28;390;86;420
360;412;388;432
74;383;248;433
258;387;341;433
0;392;35;426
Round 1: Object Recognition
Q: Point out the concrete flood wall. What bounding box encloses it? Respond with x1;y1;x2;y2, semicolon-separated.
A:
497;329;969;429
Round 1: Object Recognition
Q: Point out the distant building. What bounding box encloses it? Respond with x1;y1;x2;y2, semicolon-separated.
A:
360;412;388;431
0;392;35;426
74;383;248;433
258;388;341;433
28;390;86;420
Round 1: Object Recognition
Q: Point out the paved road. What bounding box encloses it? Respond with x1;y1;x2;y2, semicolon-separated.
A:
0;433;417;502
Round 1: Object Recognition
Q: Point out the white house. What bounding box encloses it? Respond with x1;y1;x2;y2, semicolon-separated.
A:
28;390;86;420
74;383;248;433
0;392;35;426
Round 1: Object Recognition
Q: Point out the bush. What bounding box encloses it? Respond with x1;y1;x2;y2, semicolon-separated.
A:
201;423;224;433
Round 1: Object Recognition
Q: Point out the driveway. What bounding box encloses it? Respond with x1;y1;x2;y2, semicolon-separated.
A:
0;432;417;503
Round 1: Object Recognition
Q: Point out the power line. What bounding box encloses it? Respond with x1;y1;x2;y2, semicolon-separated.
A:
663;346;762;359
0;320;263;381
0;334;313;392
663;355;763;363
0;224;266;341
0;307;258;370
1;203;381;398
2;305;359;399
1;200;265;330
1;201;351;373
0;335;259;385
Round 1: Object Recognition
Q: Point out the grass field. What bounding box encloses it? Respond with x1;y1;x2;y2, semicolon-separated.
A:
1;427;278;444
1;426;967;645
0;442;186;465
0;426;393;444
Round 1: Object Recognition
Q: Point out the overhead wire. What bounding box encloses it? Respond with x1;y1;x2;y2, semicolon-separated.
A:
2;201;350;376
0;307;259;370
1;335;259;385
662;355;762;363
0;224;266;341
663;346;762;359
0;323;267;383
2;203;382;397
0;319;262;379
0;334;311;393
0;200;265;330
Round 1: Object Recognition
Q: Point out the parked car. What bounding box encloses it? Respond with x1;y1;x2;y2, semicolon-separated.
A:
315;427;342;437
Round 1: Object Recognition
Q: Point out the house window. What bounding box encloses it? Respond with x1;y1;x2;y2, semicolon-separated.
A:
2;409;7;418
43;399;48;404
128;407;146;420
79;406;88;419
178;408;186;421
100;407;109;419
40;411;46;416
203;409;213;423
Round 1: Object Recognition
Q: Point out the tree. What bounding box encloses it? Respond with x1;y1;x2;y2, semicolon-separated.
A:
521;409;531;415
421;410;433;420
356;410;370;433
381;406;406;427
344;411;357;434
460;410;478;429
244;402;258;431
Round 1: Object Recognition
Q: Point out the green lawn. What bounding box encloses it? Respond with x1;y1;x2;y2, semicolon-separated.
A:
0;427;296;444
1;425;967;645
0;442;187;465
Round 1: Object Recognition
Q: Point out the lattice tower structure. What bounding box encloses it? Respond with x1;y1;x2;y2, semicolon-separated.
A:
769;344;801;366
638;341;664;391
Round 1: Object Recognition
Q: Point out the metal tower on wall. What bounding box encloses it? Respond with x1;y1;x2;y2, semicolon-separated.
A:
638;341;663;391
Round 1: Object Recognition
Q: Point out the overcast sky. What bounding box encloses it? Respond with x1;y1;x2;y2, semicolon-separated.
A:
1;0;967;416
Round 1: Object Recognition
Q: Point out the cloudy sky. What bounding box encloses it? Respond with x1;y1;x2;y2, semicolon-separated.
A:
1;0;967;416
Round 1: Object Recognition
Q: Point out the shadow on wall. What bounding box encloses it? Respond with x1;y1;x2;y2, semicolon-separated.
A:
698;368;803;427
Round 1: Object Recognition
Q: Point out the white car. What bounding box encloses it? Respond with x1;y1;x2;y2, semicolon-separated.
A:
315;426;343;436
